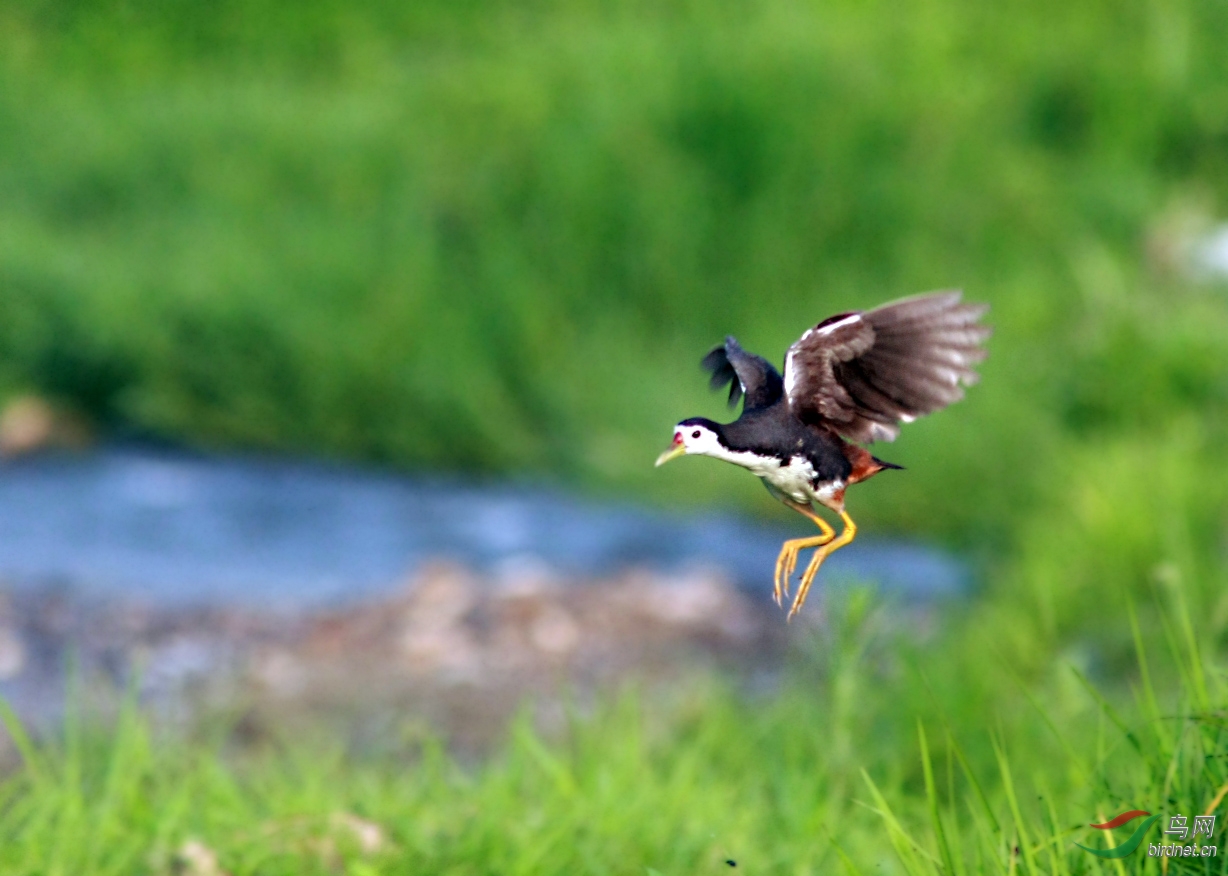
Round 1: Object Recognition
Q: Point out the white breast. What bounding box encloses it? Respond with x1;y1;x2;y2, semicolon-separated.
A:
705;445;843;505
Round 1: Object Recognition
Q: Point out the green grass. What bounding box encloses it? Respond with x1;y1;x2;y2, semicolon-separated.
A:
1;569;1224;874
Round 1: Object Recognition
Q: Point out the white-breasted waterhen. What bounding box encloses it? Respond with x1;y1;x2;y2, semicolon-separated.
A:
656;291;990;619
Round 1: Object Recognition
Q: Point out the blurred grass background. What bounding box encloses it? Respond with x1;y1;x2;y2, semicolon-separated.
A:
2;0;1228;871
2;0;1225;541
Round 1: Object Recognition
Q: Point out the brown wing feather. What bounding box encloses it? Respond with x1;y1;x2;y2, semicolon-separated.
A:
784;290;991;443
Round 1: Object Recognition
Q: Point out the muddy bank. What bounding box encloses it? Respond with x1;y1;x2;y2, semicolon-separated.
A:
0;560;815;754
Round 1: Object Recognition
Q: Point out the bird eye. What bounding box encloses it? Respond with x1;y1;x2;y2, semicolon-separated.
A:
692;430;701;439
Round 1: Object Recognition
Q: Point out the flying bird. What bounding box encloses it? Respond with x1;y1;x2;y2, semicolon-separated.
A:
655;291;990;619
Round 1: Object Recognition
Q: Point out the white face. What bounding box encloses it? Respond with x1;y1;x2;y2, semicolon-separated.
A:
674;422;722;457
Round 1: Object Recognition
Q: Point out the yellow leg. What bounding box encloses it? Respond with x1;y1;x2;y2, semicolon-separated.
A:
788;510;857;620
773;503;835;607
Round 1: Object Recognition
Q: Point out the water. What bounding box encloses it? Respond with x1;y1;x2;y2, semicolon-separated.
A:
0;446;966;607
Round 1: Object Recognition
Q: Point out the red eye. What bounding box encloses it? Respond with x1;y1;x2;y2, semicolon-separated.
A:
692;430;701;439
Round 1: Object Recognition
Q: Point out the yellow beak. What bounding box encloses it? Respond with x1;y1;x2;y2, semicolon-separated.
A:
655;442;687;467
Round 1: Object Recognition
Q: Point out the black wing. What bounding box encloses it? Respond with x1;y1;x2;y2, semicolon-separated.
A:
782;291;990;443
701;336;784;411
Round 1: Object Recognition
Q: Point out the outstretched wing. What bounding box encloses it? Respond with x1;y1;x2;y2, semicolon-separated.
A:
701;336;784;411
782;291;990;443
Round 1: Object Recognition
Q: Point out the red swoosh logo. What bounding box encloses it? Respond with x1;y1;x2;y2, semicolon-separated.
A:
1090;810;1151;830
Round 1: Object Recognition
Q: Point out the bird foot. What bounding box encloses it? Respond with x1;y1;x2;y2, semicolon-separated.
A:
785;512;857;620
787;560;824;621
772;535;833;609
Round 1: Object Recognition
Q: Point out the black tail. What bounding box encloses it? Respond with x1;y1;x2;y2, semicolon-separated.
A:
872;456;905;471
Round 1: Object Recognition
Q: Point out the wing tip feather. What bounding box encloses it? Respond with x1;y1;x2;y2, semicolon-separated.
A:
787;290;989;443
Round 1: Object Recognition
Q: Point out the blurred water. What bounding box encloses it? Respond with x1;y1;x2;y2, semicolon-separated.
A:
0;447;967;608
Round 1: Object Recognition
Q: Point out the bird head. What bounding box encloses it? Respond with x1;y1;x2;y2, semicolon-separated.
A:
655;418;723;466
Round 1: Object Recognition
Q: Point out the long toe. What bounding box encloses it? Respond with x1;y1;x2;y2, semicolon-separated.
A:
781;554;797;598
773;550;789;606
787;569;809;619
